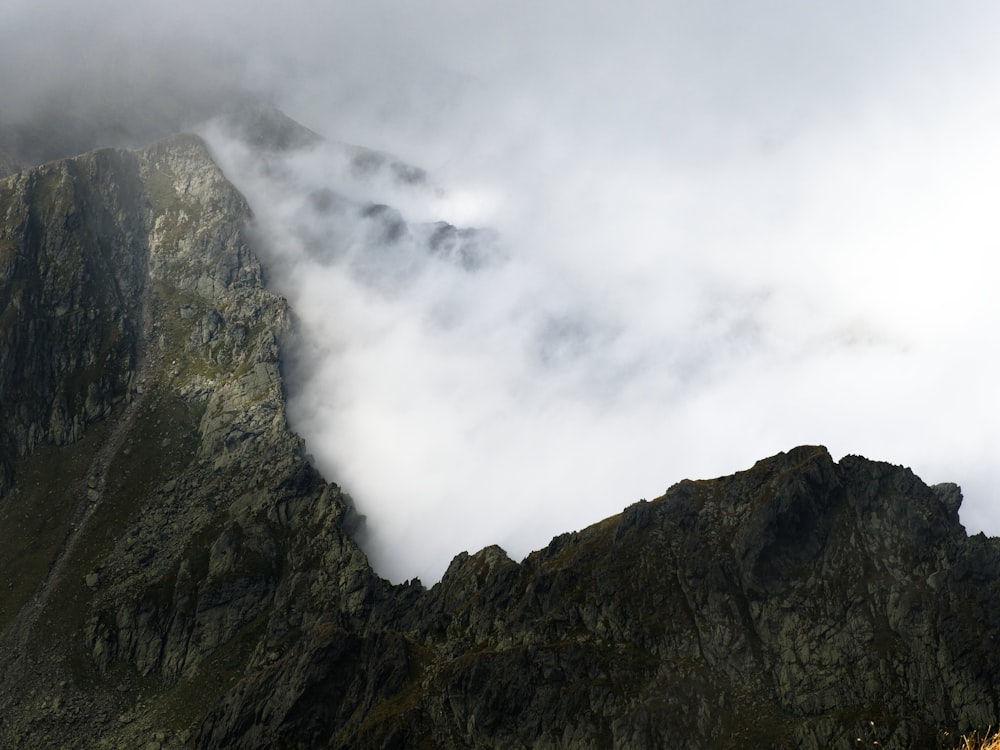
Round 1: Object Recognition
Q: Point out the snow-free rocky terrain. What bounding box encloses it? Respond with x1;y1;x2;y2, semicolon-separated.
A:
1;107;999;749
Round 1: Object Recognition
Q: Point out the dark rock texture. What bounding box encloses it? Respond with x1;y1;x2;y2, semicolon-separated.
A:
0;133;379;748
0;146;148;491
193;446;1000;749
1;128;999;749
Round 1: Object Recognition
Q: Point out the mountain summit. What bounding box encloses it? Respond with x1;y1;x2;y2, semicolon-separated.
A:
0;116;999;749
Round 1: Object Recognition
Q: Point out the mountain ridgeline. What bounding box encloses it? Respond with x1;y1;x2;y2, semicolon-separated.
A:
1;115;999;749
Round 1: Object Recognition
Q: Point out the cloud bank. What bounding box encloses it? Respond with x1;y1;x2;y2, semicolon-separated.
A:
7;1;1000;582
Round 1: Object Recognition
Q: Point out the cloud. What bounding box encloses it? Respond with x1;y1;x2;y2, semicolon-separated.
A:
7;0;1000;582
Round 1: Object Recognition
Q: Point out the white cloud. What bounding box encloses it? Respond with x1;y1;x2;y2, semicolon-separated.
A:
8;0;1000;582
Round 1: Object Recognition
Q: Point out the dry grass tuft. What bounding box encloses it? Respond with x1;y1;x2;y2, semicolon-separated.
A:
857;725;1000;749
946;729;1000;750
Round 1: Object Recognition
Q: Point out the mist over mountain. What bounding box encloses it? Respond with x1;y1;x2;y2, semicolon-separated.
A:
4;2;1000;747
6;1;1000;584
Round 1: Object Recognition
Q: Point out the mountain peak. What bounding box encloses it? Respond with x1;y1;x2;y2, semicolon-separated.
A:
1;130;999;748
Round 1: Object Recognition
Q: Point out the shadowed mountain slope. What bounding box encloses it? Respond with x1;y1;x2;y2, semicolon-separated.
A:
0;126;998;749
194;445;1000;749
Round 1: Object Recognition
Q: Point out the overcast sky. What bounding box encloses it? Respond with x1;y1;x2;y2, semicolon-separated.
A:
7;1;1000;583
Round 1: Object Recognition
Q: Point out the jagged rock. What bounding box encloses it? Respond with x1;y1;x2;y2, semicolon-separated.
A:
0;147;148;490
194;447;1000;749
1;121;1000;750
0;132;374;748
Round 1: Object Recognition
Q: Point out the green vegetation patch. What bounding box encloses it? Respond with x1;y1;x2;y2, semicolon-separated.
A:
34;390;203;668
0;422;110;631
145;168;183;215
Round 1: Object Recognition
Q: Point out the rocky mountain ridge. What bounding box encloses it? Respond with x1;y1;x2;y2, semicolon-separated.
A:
0;130;382;747
0;126;999;749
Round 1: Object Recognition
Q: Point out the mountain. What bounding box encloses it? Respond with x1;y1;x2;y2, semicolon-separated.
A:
1;111;999;749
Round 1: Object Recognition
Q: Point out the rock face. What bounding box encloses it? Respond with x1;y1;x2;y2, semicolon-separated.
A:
1;129;1000;749
0;146;147;492
192;446;1000;749
0;132;379;748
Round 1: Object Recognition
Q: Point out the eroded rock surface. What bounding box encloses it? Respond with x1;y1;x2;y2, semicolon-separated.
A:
0;133;378;748
1;131;999;750
195;446;1000;749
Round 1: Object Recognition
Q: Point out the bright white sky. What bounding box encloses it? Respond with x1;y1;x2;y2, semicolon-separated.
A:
7;1;1000;583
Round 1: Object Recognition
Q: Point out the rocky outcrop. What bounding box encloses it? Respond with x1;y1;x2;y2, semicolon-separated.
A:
0;147;148;491
1;125;1000;750
194;446;1000;750
0;132;379;748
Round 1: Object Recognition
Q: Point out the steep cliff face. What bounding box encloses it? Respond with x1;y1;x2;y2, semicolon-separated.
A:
193;446;1000;749
1;129;1000;750
0;133;381;748
0;147;148;492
